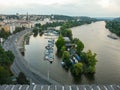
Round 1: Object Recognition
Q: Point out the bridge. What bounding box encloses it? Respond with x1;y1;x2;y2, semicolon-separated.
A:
0;85;120;90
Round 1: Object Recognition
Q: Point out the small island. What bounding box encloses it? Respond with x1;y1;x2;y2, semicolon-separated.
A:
55;21;97;77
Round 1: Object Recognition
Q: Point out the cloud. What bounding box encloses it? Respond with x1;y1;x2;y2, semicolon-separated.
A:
0;0;120;17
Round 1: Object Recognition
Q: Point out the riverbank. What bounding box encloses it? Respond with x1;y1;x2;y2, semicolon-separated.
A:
105;21;120;37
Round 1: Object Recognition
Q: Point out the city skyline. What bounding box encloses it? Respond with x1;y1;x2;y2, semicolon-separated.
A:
0;0;120;17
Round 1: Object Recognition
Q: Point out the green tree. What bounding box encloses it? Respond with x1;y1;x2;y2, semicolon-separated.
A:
72;38;79;43
85;66;96;74
0;46;10;66
82;50;97;73
55;35;65;53
0;45;15;84
62;51;71;68
66;29;73;40
76;39;84;55
35;23;41;28
0;29;10;39
17;72;29;84
85;50;97;66
0;46;15;66
60;28;73;40
61;46;66;54
106;21;120;37
33;27;38;37
6;50;15;63
0;66;10;84
71;63;83;76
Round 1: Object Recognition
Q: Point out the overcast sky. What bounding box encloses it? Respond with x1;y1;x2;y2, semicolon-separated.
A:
0;0;120;17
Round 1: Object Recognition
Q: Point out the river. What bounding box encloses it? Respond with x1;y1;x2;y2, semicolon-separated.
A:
24;21;120;84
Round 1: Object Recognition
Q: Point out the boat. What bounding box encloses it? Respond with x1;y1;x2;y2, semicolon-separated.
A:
44;55;49;60
44;50;49;55
48;57;54;63
61;62;65;66
45;46;53;50
48;39;54;43
107;35;118;40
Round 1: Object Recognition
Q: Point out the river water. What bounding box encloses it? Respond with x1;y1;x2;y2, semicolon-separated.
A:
24;21;120;84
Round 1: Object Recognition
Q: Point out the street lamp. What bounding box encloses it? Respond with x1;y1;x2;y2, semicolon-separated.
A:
47;59;53;80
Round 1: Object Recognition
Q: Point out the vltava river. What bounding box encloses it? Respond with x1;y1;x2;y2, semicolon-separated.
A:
24;21;120;84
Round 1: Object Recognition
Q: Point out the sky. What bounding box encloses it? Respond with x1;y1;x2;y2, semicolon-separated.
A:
0;0;120;17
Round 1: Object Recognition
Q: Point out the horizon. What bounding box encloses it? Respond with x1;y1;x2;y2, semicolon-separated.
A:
0;0;120;17
0;13;119;18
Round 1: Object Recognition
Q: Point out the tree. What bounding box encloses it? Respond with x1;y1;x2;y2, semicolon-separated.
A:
62;51;71;68
0;29;10;39
106;21;120;37
85;50;97;67
71;63;83;76
76;39;84;55
72;38;79;43
0;46;10;66
17;72;29;84
33;28;38;37
55;35;65;53
61;46;66;54
66;29;73;40
60;28;73;40
0;45;15;84
0;46;15;66
35;23;41;28
0;66;10;84
82;50;97;73
6;50;15;63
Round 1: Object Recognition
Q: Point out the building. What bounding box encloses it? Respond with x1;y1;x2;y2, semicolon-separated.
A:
9;25;15;33
16;20;32;28
64;37;71;43
0;38;4;44
26;12;29;21
3;25;10;32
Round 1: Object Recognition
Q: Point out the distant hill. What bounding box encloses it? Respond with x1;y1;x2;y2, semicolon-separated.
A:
51;15;74;20
113;17;120;22
96;17;114;21
51;15;97;21
75;16;97;21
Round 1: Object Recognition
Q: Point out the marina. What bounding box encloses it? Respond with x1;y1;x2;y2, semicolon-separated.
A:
44;35;55;63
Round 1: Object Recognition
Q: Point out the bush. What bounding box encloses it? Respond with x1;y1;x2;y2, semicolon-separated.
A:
71;63;83;76
17;72;29;84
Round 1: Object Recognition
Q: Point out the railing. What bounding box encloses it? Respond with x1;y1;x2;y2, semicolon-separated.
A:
0;85;120;90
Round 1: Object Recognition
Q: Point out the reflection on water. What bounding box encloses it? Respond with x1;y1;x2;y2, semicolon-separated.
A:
24;21;120;84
